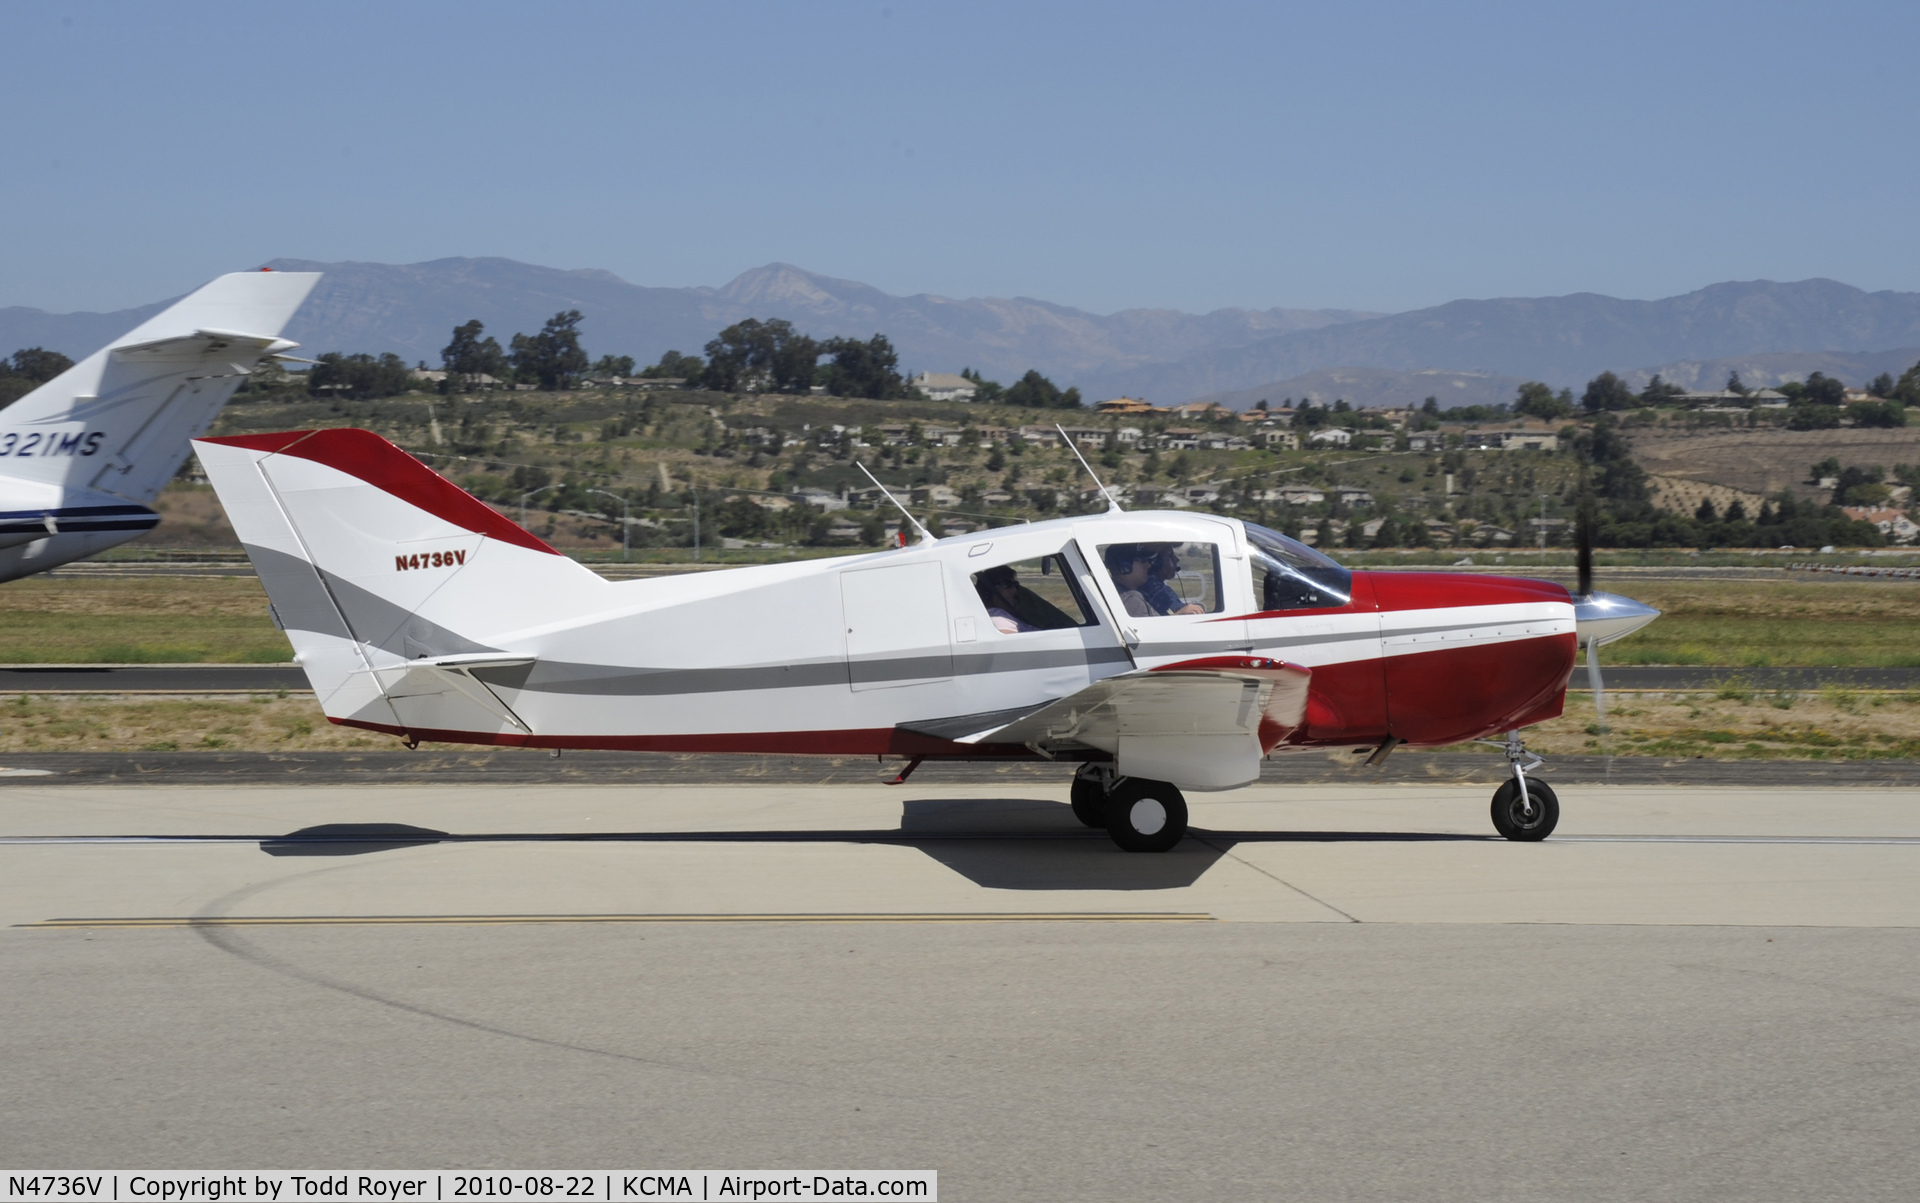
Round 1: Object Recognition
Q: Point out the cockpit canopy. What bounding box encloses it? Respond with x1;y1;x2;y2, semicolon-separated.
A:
1244;522;1352;611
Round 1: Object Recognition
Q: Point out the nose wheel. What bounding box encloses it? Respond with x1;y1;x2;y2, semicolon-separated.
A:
1482;730;1559;841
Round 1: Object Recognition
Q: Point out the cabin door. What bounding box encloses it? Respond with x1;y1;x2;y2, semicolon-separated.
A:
840;560;955;691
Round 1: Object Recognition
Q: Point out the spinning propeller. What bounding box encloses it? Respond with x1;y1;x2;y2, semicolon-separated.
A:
1571;499;1661;729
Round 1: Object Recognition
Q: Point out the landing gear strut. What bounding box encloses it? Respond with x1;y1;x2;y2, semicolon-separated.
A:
1484;730;1559;841
1070;763;1113;829
1071;764;1190;852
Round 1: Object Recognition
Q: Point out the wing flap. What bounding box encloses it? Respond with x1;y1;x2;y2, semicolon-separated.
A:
962;657;1313;791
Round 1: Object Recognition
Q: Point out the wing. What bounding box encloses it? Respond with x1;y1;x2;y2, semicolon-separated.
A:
956;656;1311;792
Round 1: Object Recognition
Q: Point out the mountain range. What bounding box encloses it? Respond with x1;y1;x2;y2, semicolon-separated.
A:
3;260;1918;408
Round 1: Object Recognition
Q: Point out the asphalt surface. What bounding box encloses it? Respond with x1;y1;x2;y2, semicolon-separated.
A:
4;782;1918;1197
7;662;1920;695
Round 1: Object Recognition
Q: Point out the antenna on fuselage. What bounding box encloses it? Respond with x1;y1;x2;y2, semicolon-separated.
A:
855;461;935;545
1055;423;1124;513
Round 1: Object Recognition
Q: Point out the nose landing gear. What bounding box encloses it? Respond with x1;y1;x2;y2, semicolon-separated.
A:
1482;730;1559;840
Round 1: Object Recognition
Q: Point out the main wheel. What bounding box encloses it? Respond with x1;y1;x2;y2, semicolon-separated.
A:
1106;778;1188;853
1490;778;1560;841
1069;765;1110;829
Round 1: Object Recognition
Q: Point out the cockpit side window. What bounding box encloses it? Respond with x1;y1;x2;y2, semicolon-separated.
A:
1244;522;1354;611
1096;541;1225;619
971;552;1096;635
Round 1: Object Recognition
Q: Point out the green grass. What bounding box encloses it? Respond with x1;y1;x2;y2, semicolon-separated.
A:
0;577;290;664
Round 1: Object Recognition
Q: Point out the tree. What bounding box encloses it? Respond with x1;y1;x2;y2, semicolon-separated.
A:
0;346;77;405
1830;464;1887;507
1581;371;1637;413
820;334;907;399
1002;369;1082;410
700;318;818;393
510;310;591;391
1573;414;1649;503
1421;396;1441;416
961;367;1006;403
642;349;705;381
592;355;635;378
1801;371;1846;407
1848;400;1907;428
1895;360;1920;405
308;351;411;399
1514;381;1574;420
1639;374;1685;406
440;320;508;391
1725;371;1749;396
1869;372;1896;399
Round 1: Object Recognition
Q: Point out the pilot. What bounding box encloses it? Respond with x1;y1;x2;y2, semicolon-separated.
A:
1142;543;1205;615
1102;545;1155;618
975;564;1039;634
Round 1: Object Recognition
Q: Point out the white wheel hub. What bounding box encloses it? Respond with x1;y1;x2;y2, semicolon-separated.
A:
1129;798;1167;835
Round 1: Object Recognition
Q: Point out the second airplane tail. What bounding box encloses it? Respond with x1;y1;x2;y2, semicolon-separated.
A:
1;269;320;502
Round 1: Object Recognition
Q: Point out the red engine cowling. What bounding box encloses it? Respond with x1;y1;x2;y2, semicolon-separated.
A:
1368;572;1578;746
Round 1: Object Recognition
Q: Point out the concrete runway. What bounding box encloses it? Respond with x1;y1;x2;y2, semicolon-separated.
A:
5;781;1920;1199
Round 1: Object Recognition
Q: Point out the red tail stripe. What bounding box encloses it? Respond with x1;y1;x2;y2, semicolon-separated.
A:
201;429;558;555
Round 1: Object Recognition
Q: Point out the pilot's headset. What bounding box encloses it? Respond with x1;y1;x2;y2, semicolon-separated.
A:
1102;544;1146;578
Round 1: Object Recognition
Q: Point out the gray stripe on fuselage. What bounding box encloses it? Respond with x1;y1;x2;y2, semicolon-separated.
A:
486;644;1135;698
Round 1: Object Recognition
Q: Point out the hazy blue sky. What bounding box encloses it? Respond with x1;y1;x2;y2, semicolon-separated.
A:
4;1;1915;315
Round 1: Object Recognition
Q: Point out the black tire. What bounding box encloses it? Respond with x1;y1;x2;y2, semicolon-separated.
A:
1069;766;1109;829
1490;778;1560;841
1105;778;1188;853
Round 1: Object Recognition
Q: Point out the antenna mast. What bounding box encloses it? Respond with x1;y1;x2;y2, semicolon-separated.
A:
855;461;935;545
1055;423;1123;513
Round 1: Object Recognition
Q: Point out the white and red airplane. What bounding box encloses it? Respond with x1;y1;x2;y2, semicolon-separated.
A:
192;426;1658;851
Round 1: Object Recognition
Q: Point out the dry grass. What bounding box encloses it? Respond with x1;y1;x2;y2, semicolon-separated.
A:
0;693;381;752
1512;685;1920;760
8;685;1920;761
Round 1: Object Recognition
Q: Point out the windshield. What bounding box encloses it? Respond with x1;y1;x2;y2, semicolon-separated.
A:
1244;522;1353;611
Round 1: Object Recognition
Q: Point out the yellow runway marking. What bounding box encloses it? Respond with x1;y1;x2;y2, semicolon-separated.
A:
24;912;1216;929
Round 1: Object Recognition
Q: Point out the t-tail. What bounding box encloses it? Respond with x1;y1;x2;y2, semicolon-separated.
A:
0;269;321;582
192;429;611;742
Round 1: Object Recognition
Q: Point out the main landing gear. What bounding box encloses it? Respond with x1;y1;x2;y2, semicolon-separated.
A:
1072;764;1189;853
1484;730;1559;841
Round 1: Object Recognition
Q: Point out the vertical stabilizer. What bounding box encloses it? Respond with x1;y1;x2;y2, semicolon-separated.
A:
0;270;320;500
193;428;610;736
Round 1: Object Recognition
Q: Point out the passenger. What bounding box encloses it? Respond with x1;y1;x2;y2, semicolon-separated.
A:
1102;545;1155;618
1142;543;1206;615
976;564;1039;634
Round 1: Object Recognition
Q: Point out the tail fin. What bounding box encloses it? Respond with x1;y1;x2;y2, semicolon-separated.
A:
1;270;319;500
193;428;609;736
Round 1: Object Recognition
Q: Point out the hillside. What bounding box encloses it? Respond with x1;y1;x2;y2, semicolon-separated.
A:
0;259;1375;389
1084;279;1920;401
1192;367;1531;412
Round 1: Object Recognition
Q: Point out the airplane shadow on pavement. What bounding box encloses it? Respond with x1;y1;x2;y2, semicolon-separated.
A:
897;798;1224;890
253;804;1485;893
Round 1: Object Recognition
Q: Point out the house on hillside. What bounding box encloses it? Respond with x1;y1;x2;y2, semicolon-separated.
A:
1842;507;1920;544
1160;428;1202;449
1258;430;1300;450
910;372;978;402
1308;428;1352;447
1095;397;1158;415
